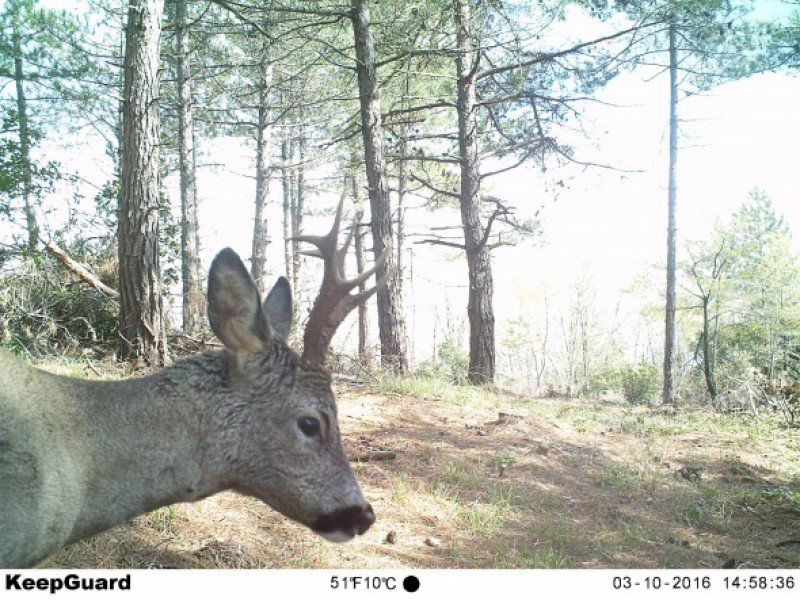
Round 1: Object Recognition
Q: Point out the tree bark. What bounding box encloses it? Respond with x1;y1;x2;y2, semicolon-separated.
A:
250;39;273;297
663;21;678;404
175;0;204;333
396;124;407;302
118;0;168;365
395;63;411;301
455;0;495;384
11;4;36;254
701;296;717;399
281;136;292;280
292;130;305;289
352;174;370;365
351;0;408;372
288;138;297;282
111;6;125;179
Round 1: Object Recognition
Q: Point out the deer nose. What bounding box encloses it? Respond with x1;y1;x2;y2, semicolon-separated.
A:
359;503;376;533
313;503;376;540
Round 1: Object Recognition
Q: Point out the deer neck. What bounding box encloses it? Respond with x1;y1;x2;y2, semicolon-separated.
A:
63;353;231;544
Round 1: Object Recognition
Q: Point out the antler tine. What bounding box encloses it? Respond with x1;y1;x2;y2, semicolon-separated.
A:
292;193;348;281
350;264;390;305
300;248;324;258
342;246;388;290
292;233;328;253
291;184;347;251
300;193;391;369
329;190;346;245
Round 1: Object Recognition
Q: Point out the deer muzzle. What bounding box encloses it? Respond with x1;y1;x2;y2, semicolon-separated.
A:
312;503;375;542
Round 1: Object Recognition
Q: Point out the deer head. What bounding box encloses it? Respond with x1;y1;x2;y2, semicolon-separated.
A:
206;197;385;542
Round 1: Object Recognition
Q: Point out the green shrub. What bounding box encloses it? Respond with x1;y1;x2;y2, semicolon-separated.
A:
619;362;660;404
0;254;118;357
585;366;622;399
437;339;470;383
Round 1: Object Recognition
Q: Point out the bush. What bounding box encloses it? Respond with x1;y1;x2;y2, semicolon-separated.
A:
585;366;622;399
0;254;118;357
417;339;471;384
619;362;660;404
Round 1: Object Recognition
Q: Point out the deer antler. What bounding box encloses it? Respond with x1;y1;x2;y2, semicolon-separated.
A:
295;188;389;368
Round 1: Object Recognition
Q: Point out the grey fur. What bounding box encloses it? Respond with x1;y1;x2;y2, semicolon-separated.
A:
0;250;370;568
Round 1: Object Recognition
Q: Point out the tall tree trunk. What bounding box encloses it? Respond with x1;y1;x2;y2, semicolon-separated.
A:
288;138;297;282
352;175;370;365
11;6;36;254
663;21;678;404
114;7;125;179
455;0;495;384
701;296;717;399
250;42;273;297
292;129;305;288
175;0;204;333
281;137;292;280
351;0;408;372
118;0;168;365
396;125;407;301
395;63;411;300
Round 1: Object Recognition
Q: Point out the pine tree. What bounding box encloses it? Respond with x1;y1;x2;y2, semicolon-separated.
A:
118;0;168;365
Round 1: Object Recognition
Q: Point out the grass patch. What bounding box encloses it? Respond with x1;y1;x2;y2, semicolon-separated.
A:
29;355;129;380
458;501;506;535
598;465;639;492
146;506;178;536
684;484;800;532
379;374;793;447
374;375;519;411
495;542;569;568
435;458;484;489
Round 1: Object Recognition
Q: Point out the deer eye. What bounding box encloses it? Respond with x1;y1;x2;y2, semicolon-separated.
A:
298;416;321;438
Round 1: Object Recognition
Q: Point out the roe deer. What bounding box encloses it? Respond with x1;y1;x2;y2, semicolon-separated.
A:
0;199;384;568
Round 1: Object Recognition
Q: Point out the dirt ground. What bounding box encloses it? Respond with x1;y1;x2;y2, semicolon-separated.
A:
43;380;800;569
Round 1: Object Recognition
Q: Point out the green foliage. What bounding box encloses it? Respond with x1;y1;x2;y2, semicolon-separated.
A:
619;361;660;404
616;0;760;88
92;179;119;233
0;0;96;128
0;0;97;254
86;177;179;286
0;110;62;234
436;339;470;383
493;449;517;471
727;190;800;381
0;252;118;357
585;364;623;399
761;4;800;72
416;340;471;384
682;189;800;406
158;190;181;287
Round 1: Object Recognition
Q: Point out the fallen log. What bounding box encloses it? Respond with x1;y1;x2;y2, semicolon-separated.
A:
352;450;397;462
44;241;120;300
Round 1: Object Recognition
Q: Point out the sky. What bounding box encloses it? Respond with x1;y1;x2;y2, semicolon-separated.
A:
171;63;798;365
4;0;799;366
492;68;800;298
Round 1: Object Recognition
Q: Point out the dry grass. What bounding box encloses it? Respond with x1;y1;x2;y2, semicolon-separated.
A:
37;366;800;569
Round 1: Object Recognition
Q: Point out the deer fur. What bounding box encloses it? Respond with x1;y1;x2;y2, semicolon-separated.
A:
0;248;375;568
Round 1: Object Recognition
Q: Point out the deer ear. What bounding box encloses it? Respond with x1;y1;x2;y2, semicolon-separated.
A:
207;248;271;353
264;277;293;341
